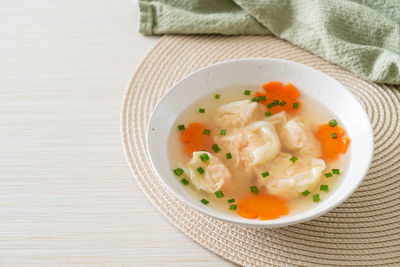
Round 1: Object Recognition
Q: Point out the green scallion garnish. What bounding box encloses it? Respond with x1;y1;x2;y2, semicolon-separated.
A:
320;185;329;191
264;111;272;117
227;198;235;203
251;97;259;102
267;102;275;108
199;153;209;162
331;133;337;139
178;124;185;130
261;171;270;178
258;95;267;101
250;186;258;194
197;167;205;174
272;99;280;105
324;172;333;178
180;178;189;185
293;102;299;109
289;156;298;163
215;190;224;198
329;119;338;127
301;190;310;196
313;194;320;202
244;90;251;96
332;169;340;175
173;168;184;176
229;204;237;211
201;198;209;205
279;101;287;106
220;129;227;136
199;108;205;113
226;152;232;159
203;129;211;135
212;144;221;153
215;94;221;99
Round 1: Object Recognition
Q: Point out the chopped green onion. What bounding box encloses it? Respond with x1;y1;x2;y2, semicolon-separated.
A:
212;144;221;153
180;178;189;185
329;119;338;127
279;101;287;106
324;172;333;178
266;99;280;108
199;108;205;113
215;190;224;198
332;169;340;175
226;152;232;159
250;186;258;194
251;97;259;102
320;185;329;191
173;168;184;176
257;95;266;101
227;198;235;203
215;94;221;99
201;198;209;205
290;156;298;163
301;190;311;196
261;171;270;178
197;167;205;174
331;133;337;139
313;194;320;202
229;204;237;211
178;124;185;130
244;90;251;96
199;153;209;162
293;102;299;109
220;129;227;136
264;111;272;117
203;129;211;135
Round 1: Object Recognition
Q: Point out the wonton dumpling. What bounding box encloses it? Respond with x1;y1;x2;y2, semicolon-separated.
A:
215;100;262;128
256;153;326;199
280;119;321;157
185;151;232;193
217;121;280;169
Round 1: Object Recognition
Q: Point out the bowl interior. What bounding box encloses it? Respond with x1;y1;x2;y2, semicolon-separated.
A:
147;58;373;227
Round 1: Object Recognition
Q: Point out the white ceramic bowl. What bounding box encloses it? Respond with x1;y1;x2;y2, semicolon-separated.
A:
147;58;374;228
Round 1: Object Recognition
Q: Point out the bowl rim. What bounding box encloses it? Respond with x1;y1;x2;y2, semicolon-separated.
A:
146;57;374;228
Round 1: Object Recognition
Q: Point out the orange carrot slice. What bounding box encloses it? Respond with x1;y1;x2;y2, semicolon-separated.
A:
255;81;302;115
262;81;284;92
237;194;289;220
316;124;350;161
180;122;214;156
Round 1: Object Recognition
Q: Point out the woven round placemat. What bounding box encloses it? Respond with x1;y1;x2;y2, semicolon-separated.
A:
121;35;400;266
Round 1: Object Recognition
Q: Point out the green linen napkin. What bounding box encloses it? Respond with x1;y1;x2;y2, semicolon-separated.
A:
138;0;400;85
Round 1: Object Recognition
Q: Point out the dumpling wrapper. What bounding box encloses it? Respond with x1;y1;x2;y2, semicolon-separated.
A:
214;100;262;128
265;111;287;130
256;153;326;199
216;120;280;170
185;151;232;193
280;118;322;158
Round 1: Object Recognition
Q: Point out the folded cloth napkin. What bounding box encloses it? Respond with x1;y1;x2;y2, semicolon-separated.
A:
139;0;400;85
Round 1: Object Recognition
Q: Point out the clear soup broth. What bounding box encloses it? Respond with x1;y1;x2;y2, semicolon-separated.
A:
168;82;349;220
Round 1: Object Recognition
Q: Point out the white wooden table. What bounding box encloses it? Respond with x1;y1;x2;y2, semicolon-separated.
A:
0;1;234;265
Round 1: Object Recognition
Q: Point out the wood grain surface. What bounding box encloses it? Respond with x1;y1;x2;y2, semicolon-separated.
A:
0;0;234;265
